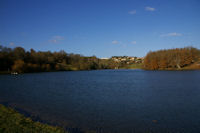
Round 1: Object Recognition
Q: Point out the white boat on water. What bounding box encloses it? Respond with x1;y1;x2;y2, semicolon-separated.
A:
11;72;18;75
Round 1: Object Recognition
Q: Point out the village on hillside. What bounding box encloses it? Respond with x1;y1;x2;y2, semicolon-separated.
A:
101;56;144;64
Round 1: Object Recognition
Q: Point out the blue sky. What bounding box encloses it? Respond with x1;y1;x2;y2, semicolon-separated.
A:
0;0;200;57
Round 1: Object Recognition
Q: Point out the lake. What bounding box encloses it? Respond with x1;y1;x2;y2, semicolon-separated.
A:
0;70;200;133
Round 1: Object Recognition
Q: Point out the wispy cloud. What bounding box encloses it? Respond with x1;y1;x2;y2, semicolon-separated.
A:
145;6;155;11
128;10;136;15
112;40;119;44
160;32;182;37
9;42;15;46
131;41;136;44
49;36;64;43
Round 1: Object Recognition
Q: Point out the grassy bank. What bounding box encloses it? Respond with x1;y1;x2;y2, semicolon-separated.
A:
119;63;143;69
0;104;67;133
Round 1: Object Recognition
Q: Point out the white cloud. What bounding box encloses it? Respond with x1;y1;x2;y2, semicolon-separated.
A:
160;32;182;37
112;40;119;44
145;6;155;11
131;41;136;44
49;36;64;43
49;39;58;43
128;10;136;15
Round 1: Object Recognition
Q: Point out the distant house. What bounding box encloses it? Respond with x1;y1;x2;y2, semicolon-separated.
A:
130;57;136;61
110;56;143;63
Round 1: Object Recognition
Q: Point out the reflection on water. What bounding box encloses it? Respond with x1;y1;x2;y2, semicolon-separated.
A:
0;70;200;133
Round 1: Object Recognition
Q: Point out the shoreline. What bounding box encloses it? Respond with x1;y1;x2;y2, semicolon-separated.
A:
0;104;67;133
0;103;99;133
1;68;200;75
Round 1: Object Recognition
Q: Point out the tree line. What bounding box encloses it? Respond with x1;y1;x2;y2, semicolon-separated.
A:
0;45;121;73
143;47;200;70
2;45;198;72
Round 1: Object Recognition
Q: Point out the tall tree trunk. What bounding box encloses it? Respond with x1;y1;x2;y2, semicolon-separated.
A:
176;64;181;69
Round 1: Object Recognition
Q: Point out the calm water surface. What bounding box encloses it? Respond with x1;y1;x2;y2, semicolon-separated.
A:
0;70;200;133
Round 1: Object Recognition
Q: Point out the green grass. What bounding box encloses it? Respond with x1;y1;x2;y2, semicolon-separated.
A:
120;63;143;69
0;104;67;133
128;63;143;69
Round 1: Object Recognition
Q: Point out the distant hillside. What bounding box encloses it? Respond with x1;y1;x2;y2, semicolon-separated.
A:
143;47;200;70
